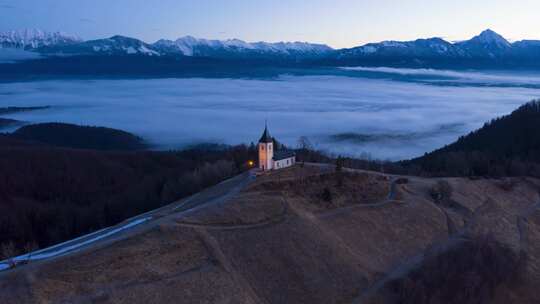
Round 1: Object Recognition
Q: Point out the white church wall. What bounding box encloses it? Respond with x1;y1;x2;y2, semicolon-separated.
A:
258;142;273;170
273;157;295;169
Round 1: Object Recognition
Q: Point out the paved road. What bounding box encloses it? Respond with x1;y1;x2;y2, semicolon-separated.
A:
0;170;256;272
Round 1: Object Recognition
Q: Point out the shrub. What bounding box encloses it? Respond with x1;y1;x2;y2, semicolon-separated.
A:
387;235;524;304
0;241;17;260
321;187;333;202
497;179;517;192
395;178;409;184
429;180;453;203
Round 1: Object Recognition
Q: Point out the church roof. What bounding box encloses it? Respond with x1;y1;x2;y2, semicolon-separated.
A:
273;150;296;161
258;125;273;143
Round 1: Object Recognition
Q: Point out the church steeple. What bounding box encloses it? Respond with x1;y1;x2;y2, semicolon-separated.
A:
258;122;273;143
258;122;274;170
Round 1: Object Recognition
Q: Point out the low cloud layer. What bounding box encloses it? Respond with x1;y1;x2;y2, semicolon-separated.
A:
0;48;41;63
1;71;539;160
341;66;540;87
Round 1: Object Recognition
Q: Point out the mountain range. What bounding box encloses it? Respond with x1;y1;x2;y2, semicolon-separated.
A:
2;29;540;69
0;29;332;59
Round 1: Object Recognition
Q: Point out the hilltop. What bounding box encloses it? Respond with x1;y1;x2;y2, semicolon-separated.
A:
1;164;539;303
1;101;540;303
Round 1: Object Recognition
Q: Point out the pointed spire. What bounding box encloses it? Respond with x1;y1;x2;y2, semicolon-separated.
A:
258;122;273;143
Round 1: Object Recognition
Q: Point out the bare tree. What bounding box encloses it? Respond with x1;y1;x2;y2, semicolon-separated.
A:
23;241;39;263
1;241;18;268
297;136;313;151
335;156;345;187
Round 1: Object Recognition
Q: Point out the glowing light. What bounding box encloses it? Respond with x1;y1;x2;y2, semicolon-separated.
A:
248;160;255;166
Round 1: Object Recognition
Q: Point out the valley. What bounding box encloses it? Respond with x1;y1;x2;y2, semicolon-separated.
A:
3;14;540;304
1;71;538;160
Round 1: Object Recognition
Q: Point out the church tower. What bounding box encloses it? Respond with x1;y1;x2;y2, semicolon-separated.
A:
258;123;273;170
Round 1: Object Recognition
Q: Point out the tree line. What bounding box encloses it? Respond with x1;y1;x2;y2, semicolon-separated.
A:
0;138;257;259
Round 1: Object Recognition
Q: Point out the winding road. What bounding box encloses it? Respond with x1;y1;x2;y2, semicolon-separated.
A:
0;170;256;272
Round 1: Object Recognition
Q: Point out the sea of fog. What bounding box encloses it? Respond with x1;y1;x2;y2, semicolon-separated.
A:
1;67;540;160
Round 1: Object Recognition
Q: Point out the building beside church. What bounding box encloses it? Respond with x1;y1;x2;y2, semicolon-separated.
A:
258;125;296;171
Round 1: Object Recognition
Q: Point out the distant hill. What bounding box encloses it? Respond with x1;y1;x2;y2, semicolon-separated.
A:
407;100;540;176
0;118;19;129
0;106;50;115
0;106;51;130
11;123;146;151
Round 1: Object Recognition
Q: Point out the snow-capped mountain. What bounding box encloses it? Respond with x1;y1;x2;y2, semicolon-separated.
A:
3;29;540;69
153;36;333;58
39;35;160;56
335;29;540;66
338;37;465;59
1;29;333;59
455;29;511;57
0;29;82;50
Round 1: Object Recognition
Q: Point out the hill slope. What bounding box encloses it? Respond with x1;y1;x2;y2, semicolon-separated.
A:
407;100;540;177
1;165;539;303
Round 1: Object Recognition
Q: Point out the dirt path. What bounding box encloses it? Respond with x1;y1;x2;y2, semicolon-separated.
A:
517;201;540;256
351;235;468;304
196;228;266;304
175;197;290;231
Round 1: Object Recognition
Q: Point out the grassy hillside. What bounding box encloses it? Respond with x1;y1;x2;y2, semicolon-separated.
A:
0;118;18;129
2;165;538;304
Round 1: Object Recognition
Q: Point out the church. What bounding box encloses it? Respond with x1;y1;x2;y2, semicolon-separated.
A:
258;124;296;171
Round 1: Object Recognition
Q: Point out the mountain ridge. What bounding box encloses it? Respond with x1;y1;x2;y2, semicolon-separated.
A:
0;29;82;49
2;28;540;68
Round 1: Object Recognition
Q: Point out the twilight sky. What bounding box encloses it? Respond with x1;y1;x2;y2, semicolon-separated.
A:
1;0;540;48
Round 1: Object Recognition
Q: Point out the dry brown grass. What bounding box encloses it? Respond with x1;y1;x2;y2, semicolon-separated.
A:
2;166;540;304
178;191;287;226
0;224;255;304
247;165;390;212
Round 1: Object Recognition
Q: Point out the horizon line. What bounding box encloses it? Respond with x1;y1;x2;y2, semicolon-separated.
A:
1;28;532;49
